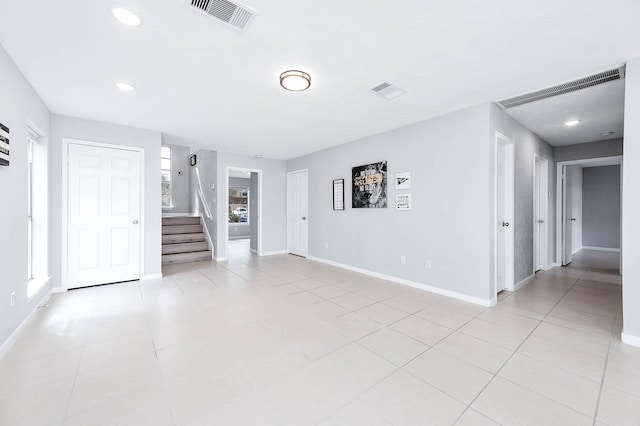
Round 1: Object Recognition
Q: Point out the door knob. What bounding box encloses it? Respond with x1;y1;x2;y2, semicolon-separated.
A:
502;222;509;227
537;219;545;224
302;217;307;220
132;220;139;224
570;218;576;221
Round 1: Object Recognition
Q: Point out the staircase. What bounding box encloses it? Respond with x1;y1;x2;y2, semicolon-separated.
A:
162;216;212;265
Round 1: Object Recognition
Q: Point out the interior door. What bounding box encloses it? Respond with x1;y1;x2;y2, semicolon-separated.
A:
68;143;141;288
562;165;573;265
534;158;548;271
287;170;308;257
496;135;514;293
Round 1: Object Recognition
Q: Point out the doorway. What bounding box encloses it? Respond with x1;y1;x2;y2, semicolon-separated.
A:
287;169;308;257
556;156;623;270
495;133;514;293
224;167;262;259
65;141;142;289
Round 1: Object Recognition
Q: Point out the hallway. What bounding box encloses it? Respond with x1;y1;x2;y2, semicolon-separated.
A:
0;249;638;425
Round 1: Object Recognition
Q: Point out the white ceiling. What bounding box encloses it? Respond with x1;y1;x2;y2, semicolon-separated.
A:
1;0;639;159
503;78;625;146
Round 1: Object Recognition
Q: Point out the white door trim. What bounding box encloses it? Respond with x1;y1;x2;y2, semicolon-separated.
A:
61;138;145;291
287;169;309;257
533;154;549;272
555;155;623;266
224;166;263;257
494;132;515;293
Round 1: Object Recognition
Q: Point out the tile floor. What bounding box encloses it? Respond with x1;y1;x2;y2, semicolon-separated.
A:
1;245;639;425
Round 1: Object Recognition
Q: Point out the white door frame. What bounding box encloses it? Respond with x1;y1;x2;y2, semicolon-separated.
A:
287;169;309;257
533;155;549;271
61;138;145;291
494;132;515;294
555;155;623;266
224;166;263;257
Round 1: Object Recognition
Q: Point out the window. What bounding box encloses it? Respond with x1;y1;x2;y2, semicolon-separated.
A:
161;146;172;208
229;187;249;223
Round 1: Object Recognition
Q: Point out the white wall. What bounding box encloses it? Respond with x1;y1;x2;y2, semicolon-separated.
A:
189;149;217;255
568;165;583;253
216;152;287;258
0;44;51;349
490;105;556;282
622;57;640;344
163;142;191;214
287;103;493;304
50;115;162;288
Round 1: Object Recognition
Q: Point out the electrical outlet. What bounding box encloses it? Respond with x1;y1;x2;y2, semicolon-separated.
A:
425;260;431;269
400;256;406;265
10;291;16;308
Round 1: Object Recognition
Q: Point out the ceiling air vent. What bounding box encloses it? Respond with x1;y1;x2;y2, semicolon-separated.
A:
189;0;255;31
371;82;407;100
496;65;626;109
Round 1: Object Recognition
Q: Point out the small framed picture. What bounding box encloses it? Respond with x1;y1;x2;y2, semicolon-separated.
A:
190;154;197;166
0;122;10;167
333;179;345;210
396;193;412;211
395;171;411;190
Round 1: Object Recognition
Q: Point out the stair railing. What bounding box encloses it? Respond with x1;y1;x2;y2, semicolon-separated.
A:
195;167;213;220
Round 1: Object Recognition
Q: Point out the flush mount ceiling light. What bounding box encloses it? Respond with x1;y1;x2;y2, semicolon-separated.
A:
280;70;311;91
600;131;615;137
564;119;580;127
116;82;135;92
112;7;141;26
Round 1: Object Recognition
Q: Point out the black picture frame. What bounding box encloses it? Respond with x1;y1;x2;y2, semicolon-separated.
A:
352;161;387;208
333;179;345;210
190;154;197;166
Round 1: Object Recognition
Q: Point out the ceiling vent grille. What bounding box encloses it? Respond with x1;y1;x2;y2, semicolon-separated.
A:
371;82;407;100
496;66;626;109
189;0;255;30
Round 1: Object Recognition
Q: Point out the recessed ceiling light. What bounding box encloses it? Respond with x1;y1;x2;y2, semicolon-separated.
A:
564;120;580;127
116;82;135;92
280;70;311;92
600;131;614;137
112;7;141;26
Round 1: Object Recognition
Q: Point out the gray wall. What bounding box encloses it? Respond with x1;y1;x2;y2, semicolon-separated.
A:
216;152;287;258
0;43;51;350
228;176;250;239
582;165;620;249
622;57;640;340
288;103;493;303
163;143;190;214
490;105;556;283
189;149;217;256
554;139;622;162
568;165;583;253
50;115;163;287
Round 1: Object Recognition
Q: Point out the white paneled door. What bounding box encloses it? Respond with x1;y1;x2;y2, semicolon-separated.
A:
287;170;308;257
562;165;574;266
496;133;514;293
67;143;141;288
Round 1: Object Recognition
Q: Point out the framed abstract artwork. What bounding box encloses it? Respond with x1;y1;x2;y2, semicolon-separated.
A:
352;161;387;208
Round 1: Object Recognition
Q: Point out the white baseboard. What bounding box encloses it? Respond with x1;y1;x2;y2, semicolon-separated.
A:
582;246;620;252
572;246;583;255
215;256;228;262
0;289;52;360
621;332;640;348
546;262;559;270
514;273;535;291
141;273;163;280
250;248;258;255
260;250;287;256
307;256;494;307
